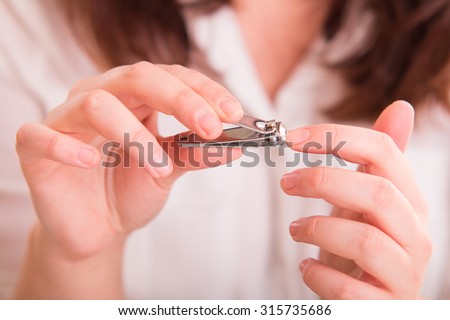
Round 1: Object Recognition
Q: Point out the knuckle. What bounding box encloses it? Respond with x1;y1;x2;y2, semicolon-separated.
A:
164;64;185;75
303;217;320;239
354;227;384;256
301;262;316;284
197;78;223;96
45;134;60;158
374;131;399;156
185;70;228;103
371;177;396;206
124;61;154;80
309;167;328;194
330;123;339;141
324;123;340;148
69;79;86;97
81;89;110;115
334;280;356;300
174;88;198;109
129;127;151;145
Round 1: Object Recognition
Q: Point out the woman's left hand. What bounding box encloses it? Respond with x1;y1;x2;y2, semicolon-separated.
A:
280;101;432;299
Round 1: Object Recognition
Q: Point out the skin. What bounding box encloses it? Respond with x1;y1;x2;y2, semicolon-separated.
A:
13;1;432;299
234;0;332;99
14;63;243;298
281;101;431;299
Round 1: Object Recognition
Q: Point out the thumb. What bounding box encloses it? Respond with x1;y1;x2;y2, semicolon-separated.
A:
372;100;415;152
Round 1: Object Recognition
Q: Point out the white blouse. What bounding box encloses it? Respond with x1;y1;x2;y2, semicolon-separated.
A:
1;0;449;299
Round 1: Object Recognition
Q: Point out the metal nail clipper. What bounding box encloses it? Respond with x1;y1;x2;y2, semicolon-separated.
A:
177;115;287;147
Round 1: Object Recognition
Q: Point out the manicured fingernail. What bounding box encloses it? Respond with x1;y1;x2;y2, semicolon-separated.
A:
76;148;97;166
281;172;300;190
289;218;305;237
218;96;243;119
289;222;300;237
198;110;222;137
287;128;310;146
299;259;310;274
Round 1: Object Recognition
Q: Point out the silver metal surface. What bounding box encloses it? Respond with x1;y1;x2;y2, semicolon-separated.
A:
237;115;276;134
177;114;287;148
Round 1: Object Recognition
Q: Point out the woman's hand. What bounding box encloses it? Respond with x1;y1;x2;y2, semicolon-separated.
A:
15;62;243;297
281;101;432;299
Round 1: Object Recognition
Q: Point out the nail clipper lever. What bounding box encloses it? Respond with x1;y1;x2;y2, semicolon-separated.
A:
177;114;287;147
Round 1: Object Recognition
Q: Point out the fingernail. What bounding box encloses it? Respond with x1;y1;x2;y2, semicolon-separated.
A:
198;110;222;137
152;166;172;178
281;172;300;190
287;128;310;146
76;148;97;166
218;96;243;119
149;150;172;178
289;218;305;237
299;259;310;274
289;222;300;237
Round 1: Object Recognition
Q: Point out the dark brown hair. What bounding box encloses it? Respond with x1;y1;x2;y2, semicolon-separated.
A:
61;0;450;121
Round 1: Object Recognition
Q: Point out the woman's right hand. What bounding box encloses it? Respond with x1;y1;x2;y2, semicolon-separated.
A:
15;62;243;261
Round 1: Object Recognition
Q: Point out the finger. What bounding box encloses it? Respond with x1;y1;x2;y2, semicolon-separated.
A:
280;167;431;257
75;62;229;139
48;90;173;178
290;216;415;295
286;121;427;220
371;101;427;222
16;122;100;168
299;258;394;299
158;134;243;184
158;64;244;122
286;124;407;169
373;101;415;152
